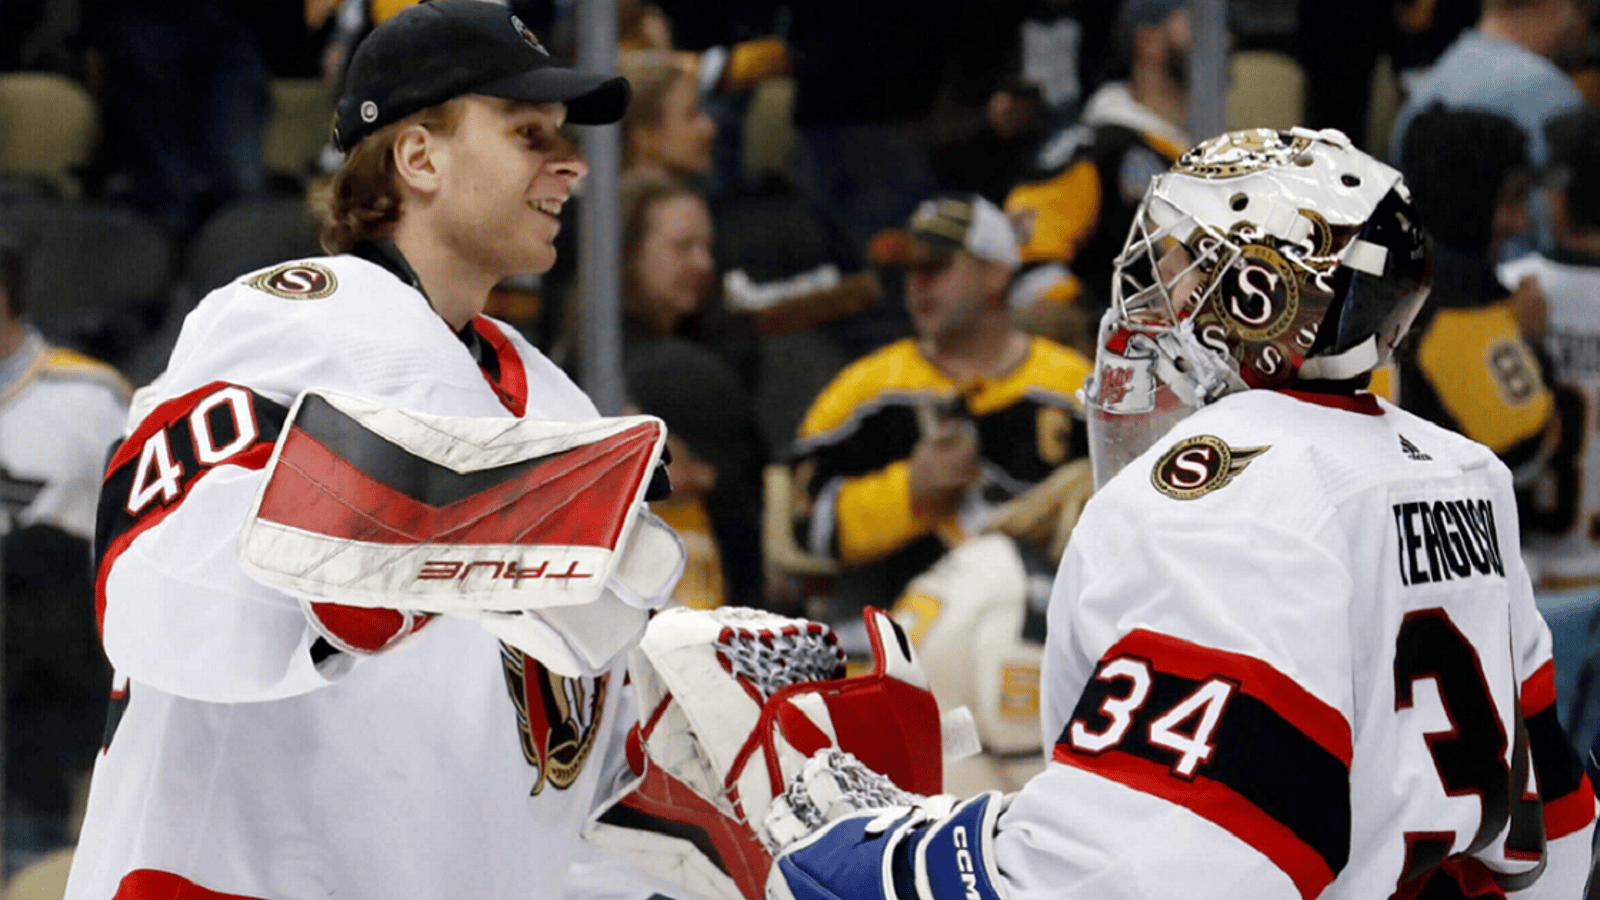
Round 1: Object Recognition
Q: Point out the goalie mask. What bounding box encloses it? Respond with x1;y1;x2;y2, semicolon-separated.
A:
1083;127;1432;486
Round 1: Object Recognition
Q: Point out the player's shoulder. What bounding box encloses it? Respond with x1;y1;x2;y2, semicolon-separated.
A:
1109;390;1503;515
801;339;933;433
163;253;456;405
1019;336;1093;393
36;345;132;402
189;253;443;351
205;253;411;312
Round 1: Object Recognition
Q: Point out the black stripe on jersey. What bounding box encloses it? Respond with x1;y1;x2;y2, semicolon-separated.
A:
1063;668;1351;874
288;393;562;507
595;802;729;874
1527;703;1586;802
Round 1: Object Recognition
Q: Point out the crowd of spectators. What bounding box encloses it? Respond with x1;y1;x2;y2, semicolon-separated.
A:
3;0;1600;889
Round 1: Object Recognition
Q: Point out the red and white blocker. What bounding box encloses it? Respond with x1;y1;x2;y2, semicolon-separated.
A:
237;388;683;674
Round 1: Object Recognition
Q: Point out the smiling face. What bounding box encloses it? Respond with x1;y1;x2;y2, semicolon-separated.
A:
430;96;588;279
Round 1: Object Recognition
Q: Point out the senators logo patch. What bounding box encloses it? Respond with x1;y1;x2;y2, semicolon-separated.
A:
247;262;338;300
501;644;607;795
1151;435;1269;500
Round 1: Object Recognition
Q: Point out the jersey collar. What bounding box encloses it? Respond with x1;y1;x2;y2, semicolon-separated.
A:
1275;388;1385;416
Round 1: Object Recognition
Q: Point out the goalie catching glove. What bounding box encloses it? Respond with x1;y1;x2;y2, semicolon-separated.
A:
585;606;947;900
237;388;684;675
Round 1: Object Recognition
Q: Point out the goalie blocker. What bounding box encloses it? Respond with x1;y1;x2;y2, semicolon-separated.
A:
235;387;683;675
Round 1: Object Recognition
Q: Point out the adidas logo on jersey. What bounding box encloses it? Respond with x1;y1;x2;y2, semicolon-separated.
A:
1399;434;1432;461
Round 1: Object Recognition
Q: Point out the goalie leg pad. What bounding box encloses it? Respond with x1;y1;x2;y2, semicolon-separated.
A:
767;792;1009;900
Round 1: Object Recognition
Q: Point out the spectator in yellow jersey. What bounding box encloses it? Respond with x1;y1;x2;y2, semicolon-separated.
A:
1003;0;1195;348
1392;106;1556;489
789;194;1091;650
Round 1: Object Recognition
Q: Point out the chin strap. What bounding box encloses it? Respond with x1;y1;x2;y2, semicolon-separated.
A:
1297;334;1379;382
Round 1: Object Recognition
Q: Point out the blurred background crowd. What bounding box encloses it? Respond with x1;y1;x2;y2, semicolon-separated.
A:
3;0;1600;894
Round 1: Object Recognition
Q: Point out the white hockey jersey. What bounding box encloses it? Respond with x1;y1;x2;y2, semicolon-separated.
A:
66;251;643;900
1499;252;1600;591
0;330;128;539
995;389;1595;899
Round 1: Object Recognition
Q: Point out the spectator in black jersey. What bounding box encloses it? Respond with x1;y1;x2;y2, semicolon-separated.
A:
1393;105;1557;489
787;194;1091;650
1003;0;1196;350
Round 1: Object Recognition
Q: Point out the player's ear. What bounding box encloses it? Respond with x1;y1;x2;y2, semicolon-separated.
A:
392;123;443;194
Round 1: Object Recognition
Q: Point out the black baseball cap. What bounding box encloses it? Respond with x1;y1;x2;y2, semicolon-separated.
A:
333;0;631;151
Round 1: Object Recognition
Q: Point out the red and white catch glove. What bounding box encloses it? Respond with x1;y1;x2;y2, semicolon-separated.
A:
584;606;944;900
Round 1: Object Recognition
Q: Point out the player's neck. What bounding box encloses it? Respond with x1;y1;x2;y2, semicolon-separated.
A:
389;226;492;331
922;326;1029;381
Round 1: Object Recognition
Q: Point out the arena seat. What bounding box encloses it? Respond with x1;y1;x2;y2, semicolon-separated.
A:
0;73;95;199
1226;50;1305;132
264;78;336;182
0;199;173;352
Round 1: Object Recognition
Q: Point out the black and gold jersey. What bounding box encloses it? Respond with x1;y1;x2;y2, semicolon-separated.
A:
1005;91;1186;322
1394;250;1555;476
790;336;1091;610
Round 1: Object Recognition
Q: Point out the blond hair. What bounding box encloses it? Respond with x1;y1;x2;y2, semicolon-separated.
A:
617;50;698;168
312;100;465;254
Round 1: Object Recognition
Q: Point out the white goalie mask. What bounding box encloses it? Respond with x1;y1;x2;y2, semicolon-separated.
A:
1083;127;1433;486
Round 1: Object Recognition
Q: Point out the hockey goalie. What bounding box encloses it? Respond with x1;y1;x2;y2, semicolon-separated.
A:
586;127;1598;900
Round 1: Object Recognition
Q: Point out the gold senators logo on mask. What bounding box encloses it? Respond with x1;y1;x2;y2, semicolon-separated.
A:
501;644;608;795
1151;435;1269;500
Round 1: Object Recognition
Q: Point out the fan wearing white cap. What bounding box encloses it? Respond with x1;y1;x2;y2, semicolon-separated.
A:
65;4;704;900
787;193;1092;639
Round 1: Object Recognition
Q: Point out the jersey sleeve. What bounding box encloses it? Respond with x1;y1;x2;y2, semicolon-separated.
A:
94;268;524;702
1015;480;1358;900
95;380;343;701
1507;552;1597;897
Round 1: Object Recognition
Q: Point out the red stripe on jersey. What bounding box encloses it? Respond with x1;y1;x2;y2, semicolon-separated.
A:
1276;389;1384;416
473;317;528;416
113;869;266;900
256;422;657;547
1545;774;1597;840
1105;630;1353;765
1520;660;1558;717
104;381;250;473
1051;744;1336;900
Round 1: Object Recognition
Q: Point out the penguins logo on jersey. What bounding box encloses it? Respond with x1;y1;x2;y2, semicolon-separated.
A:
247;262;338;300
1151;435;1269;500
501;644;607;795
